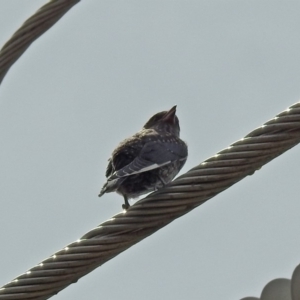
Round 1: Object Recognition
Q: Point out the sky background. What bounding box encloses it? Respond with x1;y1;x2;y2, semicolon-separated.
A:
0;1;300;299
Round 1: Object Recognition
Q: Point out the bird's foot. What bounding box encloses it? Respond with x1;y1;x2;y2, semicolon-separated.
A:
122;195;130;210
122;203;130;210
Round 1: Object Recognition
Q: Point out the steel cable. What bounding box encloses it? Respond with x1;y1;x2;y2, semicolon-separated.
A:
0;102;299;299
1;1;300;299
0;0;80;85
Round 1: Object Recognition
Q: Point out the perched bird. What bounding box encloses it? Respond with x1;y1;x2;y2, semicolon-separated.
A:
98;105;188;209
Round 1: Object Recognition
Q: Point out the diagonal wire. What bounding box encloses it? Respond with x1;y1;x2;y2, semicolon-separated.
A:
0;102;299;300
1;1;300;299
0;0;80;85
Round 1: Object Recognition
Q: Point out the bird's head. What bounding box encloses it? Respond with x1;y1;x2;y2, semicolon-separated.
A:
143;105;180;137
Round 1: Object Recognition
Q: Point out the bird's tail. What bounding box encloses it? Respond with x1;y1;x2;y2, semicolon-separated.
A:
98;177;127;197
98;183;107;197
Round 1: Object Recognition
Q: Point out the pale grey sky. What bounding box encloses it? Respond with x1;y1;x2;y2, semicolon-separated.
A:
0;1;300;299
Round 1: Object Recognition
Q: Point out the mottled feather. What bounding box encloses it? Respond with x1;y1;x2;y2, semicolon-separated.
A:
98;106;188;209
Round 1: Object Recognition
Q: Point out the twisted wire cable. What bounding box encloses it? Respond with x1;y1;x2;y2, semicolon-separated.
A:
1;1;300;299
0;0;80;85
0;102;299;299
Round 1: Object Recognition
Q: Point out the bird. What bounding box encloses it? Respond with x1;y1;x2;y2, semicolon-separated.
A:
98;105;188;210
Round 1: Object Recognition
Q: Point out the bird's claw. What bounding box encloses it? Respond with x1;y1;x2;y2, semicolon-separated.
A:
122;203;130;210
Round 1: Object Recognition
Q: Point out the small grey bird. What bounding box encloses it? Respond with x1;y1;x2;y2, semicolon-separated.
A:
98;105;188;209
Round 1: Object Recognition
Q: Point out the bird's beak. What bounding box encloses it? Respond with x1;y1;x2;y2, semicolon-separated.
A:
162;105;177;123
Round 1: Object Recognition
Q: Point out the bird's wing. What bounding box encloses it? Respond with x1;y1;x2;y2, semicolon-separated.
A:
105;158;114;177
110;140;187;179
